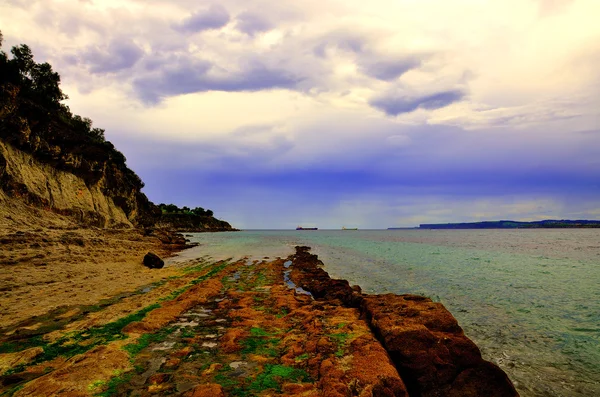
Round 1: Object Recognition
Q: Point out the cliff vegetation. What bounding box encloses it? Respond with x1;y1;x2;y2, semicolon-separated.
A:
156;203;236;232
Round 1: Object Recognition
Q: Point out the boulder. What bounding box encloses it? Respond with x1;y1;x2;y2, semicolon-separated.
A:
143;252;164;269
290;246;359;306
362;294;519;397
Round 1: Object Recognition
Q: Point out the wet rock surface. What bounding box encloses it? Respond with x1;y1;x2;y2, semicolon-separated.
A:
362;295;518;397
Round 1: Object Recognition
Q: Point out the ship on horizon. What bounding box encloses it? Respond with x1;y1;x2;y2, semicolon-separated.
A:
296;226;318;230
342;226;358;230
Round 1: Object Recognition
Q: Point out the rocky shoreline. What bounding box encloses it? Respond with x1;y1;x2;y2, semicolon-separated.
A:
0;241;518;396
290;246;518;397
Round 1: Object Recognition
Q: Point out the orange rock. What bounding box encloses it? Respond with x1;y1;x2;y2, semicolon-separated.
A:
15;345;131;397
148;373;172;385
319;358;347;396
0;347;44;375
316;336;335;355
347;336;408;397
201;363;223;376
172;346;193;358
163;358;181;369
124;278;222;334
147;382;172;393
362;294;518;397
247;354;271;364
220;328;248;353
282;382;318;394
186;383;225;397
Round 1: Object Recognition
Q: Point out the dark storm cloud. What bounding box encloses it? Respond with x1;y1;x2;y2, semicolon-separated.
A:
105;116;600;228
132;147;600;216
312;32;423;80
133;58;302;104
79;39;144;73
370;90;465;116
235;12;272;35
359;57;422;81
174;5;230;33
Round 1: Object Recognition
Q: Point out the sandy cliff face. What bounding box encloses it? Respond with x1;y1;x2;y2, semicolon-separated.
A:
0;140;151;227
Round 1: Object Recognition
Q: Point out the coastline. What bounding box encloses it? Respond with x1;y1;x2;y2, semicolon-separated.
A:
0;238;518;396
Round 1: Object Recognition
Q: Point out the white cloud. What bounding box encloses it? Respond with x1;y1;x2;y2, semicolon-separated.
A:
3;0;598;139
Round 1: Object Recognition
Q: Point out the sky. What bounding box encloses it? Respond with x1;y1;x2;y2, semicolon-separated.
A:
1;0;599;229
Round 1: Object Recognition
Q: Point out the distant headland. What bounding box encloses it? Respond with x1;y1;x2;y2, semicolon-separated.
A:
418;220;600;229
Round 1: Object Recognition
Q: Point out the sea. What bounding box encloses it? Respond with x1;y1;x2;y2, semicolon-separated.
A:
168;229;600;397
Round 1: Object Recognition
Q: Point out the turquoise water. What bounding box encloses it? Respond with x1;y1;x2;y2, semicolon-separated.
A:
170;229;600;397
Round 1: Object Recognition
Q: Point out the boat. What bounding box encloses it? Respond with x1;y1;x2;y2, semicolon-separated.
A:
296;226;318;230
342;226;358;230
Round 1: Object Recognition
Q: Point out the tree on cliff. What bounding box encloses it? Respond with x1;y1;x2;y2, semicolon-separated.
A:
0;32;104;143
157;204;215;217
0;31;145;193
192;207;213;217
1;43;67;113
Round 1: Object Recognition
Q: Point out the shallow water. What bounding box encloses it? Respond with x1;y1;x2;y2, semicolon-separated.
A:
172;229;600;397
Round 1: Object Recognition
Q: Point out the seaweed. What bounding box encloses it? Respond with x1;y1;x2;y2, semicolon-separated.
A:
249;364;311;392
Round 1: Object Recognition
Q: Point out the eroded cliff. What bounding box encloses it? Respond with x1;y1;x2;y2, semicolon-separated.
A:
0;139;151;227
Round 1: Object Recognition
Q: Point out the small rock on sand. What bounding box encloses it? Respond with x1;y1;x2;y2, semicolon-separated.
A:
143;252;165;269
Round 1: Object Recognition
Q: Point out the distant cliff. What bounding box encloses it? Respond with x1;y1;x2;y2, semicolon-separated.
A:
154;204;236;232
419;220;600;229
0;34;234;231
155;213;235;232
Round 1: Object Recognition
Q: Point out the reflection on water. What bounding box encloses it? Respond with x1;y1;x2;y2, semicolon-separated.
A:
181;229;600;397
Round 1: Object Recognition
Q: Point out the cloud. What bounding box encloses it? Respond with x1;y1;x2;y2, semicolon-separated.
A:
235;12;272;35
133;57;302;104
174;5;230;33
78;38;144;73
430;95;588;129
112;124;295;171
313;31;367;58
358;57;422;81
370;90;465;116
